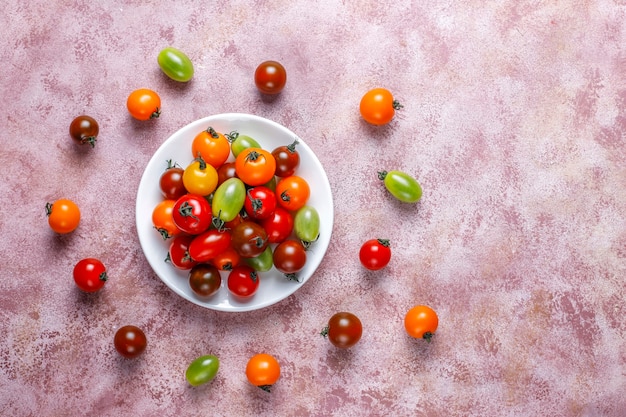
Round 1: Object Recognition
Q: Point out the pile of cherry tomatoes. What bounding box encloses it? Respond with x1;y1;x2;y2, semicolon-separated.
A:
44;46;439;391
151;126;322;300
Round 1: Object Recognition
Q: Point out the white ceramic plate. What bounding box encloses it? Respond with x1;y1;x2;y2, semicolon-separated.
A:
136;113;333;312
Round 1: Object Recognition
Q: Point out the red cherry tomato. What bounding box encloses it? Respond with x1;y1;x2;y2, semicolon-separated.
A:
188;229;232;263
321;312;363;349
159;160;187;200
167;234;198;270
273;240;307;277
114;325;147;358
254;60;287;94
359;239;391;270
260;207;293;244
244;186;277;220
272;139;300;177
73;258;108;293
172;194;212;235
227;265;260;297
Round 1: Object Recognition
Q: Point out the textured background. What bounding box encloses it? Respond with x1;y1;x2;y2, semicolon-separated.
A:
1;1;625;416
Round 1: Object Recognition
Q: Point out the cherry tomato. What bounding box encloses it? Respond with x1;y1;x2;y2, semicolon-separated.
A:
159;160;187;200
404;305;439;342
217;161;238;186
260;207;293;244
188;263;222;297
186;354;219;386
46;199;80;234
244;186;276;220
321;312;363;349
273;240;307;279
359;239;391;271
272;139;300;177
69;115;99;147
235;147;276;186
172;194;212;235
188;229;232;263
227;264;260;297
152;199;181;239
246;353;280;392
191;127;231;168
73;258;108;293
359;88;402;125
276;175;310;211
254;61;287;94
211;246;241;271
212;177;246;225
293;205;320;246
127;88;161;120
114;325;147;358
244;245;274;272
183;156;218;196
378;170;422;203
231;221;269;258
157;46;194;82
167;234;197;270
230;134;261;157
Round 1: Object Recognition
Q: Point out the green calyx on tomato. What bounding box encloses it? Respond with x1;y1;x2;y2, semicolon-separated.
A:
378;170;422;203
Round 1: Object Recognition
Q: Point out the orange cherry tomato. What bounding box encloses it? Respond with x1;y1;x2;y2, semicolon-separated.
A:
211;246;241;271
191;127;231;168
46;199;81;234
359;88;402;125
127;88;161;121
245;353;281;392
275;175;310;211
235;147;276;186
151;199;181;239
404;305;439;342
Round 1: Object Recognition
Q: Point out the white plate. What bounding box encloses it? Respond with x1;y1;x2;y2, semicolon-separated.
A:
135;113;333;312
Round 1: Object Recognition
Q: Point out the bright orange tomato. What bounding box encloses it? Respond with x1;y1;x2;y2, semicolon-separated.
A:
235;147;276;186
127;88;161;120
191;127;231;168
46;199;81;234
151;199;180;239
404;305;439;342
275;175;310;211
183;156;218;196
359;88;402;125
245;353;281;392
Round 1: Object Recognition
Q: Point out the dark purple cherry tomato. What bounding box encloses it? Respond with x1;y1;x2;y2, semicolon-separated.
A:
69;115;99;147
321;312;363;349
254;60;287;94
273;240;307;277
231;221;268;258
189;263;222;297
114;325;147;358
272;140;300;177
160;160;187;200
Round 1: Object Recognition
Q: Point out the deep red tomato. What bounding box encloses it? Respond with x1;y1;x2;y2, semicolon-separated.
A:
273;240;307;277
73;258;108;293
188;263;222;297
167;234;197;270
159;160;187;200
254;60;287;94
231;221;269;258
217;161;238;186
244;186;277;220
172;194;212;235
188;229;232;262
272;140;300;177
359;239;391;270
275;175;310;211
211;246;241;271
227;265;260;297
260;207;293;243
114;325;147;358
321;312;363;349
69;115;99;147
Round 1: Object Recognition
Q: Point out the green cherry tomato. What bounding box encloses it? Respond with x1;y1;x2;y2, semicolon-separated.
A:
230;134;261;158
378;170;422;203
244;245;274;272
157;47;194;82
212;177;246;224
294;205;320;246
185;354;220;386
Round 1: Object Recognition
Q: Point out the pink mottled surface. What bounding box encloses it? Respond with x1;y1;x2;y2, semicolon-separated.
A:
1;1;625;416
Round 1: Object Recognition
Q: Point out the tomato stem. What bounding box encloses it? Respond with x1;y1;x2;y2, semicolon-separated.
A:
179;202;200;222
258;384;272;393
284;273;301;282
150;107;161;119
377;238;390;247
377;171;388;181
423;332;434;343
99;272;108;282
193;153;207;170
82;136;97;148
45;202;53;216
225;130;239;142
154;226;172;240
320;326;329;338
286;138;299;153
207;126;219;138
392;100;403;110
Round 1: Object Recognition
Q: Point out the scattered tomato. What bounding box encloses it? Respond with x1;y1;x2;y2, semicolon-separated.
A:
254;61;287;94
378;170;422;203
404;305;438;342
359;88;402;125
157;46;194;82
46;199;80;234
114;325;147;358
321;312;363;349
359;239;391;270
246;353;281;392
69;115;99;147
186;354;219;386
127;88;161;120
73;258;108;293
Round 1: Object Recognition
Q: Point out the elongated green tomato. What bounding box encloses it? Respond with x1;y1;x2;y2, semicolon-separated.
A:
157;47;194;82
212;177;246;224
186;354;219;386
244;245;274;272
230;134;261;157
378;170;422;203
294;205;320;246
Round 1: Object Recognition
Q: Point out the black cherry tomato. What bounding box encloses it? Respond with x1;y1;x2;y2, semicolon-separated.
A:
69;115;99;147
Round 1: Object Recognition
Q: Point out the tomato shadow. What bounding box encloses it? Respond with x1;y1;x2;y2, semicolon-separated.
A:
258;92;283;105
157;69;195;93
358;117;399;138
